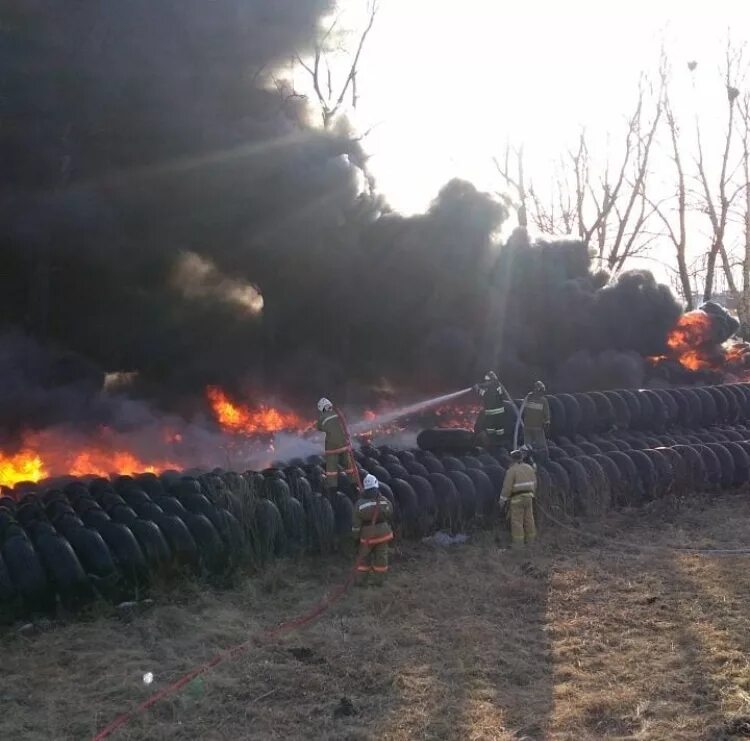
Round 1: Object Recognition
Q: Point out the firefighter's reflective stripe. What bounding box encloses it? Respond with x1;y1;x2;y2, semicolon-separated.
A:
356;565;371;572
361;532;394;546
371;565;388;573
485;408;505;415
357;500;384;513
512;482;536;493
320;414;339;426
526;402;544;410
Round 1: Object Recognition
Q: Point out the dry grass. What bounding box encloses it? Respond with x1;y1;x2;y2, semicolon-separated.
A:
3;494;750;740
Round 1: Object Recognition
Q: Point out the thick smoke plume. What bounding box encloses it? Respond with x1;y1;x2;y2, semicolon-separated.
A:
0;0;733;445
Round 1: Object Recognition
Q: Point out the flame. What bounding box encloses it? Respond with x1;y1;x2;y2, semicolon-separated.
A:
206;386;309;435
67;450;178;478
649;310;750;374
0;449;49;488
667;311;713;355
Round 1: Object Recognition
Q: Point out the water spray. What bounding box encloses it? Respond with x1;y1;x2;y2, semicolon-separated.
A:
348;387;474;435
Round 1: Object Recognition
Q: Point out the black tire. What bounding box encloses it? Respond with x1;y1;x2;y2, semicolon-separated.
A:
705;443;735;489
406;475;437;536
558;458;592;517
427;473;460;530
390;479;419;538
3;534;53;613
441;456;467;473
33;530;94;609
404;460;431;478
130;519;173;573
558;394;582;437
62;524;118;580
576;456;611;516
547;395;567;439
605;452;643;506
625;450;658;501
151;514;200;572
417;428;477;454
573;393;598;435
447;470;477;525
464;468;496;519
94;521;149;587
182;512;228;572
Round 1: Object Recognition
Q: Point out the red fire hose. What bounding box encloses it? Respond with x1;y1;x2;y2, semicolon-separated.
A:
93;407;381;740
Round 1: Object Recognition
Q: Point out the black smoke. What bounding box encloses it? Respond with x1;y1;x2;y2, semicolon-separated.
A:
0;1;702;438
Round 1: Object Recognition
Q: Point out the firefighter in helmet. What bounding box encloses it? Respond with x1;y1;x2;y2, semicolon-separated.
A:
522;380;551;461
352;474;394;586
473;371;508;448
500;447;537;549
316;398;358;495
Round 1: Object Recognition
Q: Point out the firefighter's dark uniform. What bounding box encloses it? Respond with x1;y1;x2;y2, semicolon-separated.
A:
474;382;508;448
352;488;394;585
317;408;356;493
523;391;550;460
501;460;537;548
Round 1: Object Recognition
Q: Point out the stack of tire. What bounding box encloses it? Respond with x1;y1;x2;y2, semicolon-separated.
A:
1;381;750;620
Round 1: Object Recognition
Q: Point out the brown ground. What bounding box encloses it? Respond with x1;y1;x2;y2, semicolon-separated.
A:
3;493;750;740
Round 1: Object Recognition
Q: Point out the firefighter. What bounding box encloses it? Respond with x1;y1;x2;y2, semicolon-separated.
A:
352;474;394;586
500;447;537;549
473;371;508;448
522;380;550;461
316;398;358;495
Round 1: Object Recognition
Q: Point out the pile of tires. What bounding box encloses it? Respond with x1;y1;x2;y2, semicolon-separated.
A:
2;381;750;621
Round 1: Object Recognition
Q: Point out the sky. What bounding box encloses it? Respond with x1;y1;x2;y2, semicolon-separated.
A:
302;0;750;291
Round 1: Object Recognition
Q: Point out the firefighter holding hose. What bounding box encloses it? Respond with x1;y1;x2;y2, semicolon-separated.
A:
473;371;509;448
522;381;550;461
500;447;537;549
317;397;359;495
352;474;394;586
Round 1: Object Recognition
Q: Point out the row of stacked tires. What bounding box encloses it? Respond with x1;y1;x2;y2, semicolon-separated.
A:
2;382;750;620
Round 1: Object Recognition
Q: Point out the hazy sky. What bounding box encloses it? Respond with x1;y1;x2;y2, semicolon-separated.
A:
346;0;748;215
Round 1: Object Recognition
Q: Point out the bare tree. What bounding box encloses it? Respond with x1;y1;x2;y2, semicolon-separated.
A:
649;55;693;308
295;0;379;130
693;42;745;303
496;77;662;276
734;91;750;333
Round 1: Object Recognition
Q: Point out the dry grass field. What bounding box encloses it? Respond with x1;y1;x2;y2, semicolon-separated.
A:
3;493;750;740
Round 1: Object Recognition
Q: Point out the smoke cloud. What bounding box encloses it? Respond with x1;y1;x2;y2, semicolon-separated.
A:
0;0;719;443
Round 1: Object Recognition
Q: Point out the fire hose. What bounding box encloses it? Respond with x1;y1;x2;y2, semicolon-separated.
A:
93;408;376;740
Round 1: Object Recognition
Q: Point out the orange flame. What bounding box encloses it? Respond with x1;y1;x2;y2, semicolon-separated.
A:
206;386;309;435
0;449;49;488
67;450;178;479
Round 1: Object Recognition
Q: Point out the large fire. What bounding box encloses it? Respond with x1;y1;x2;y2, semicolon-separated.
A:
0;449;49;488
650;309;750;374
0;429;179;491
206;386;310;435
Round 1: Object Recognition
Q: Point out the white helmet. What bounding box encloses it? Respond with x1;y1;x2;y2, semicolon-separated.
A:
363;473;379;490
317;397;333;413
